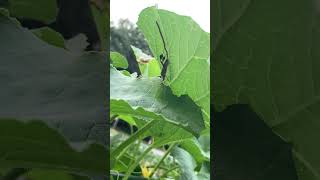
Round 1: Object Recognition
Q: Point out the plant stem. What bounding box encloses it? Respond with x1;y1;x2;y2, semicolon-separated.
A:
123;145;154;180
129;138;142;167
111;120;157;158
130;124;134;134
160;166;180;179
149;143;176;178
117;142;131;161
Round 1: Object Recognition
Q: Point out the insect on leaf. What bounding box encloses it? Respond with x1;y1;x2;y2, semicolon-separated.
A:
156;20;169;80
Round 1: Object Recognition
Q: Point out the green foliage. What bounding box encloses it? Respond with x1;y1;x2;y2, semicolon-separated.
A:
110;67;204;136
137;7;210;125
214;0;320;179
0;6;107;178
110;6;210;179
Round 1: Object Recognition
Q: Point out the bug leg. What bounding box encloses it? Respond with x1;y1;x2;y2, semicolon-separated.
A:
160;54;166;64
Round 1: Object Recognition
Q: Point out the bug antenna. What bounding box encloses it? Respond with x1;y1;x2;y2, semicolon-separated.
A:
156;21;169;58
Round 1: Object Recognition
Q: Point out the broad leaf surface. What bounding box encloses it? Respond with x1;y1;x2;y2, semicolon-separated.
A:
110;67;204;136
213;0;320;179
137;7;210;124
0;14;107;174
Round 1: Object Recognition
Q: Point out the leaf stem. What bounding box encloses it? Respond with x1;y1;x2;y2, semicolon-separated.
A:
160;166;180;179
123;145;154;180
111;120;157;158
126;138;142;170
149;143;177;178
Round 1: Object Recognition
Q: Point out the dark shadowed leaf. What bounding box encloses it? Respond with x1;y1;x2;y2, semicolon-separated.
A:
213;0;320;179
213;105;298;180
0;13;107;175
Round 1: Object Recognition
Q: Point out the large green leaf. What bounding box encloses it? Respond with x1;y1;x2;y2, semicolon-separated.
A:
213;0;320;179
0;14;107;174
110;51;192;146
110;67;204;136
137;7;210;124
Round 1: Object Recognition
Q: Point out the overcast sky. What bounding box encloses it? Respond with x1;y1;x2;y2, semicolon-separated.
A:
110;0;210;32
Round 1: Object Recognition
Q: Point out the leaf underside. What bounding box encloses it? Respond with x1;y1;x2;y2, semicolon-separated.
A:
0;14;108;175
214;0;320;179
